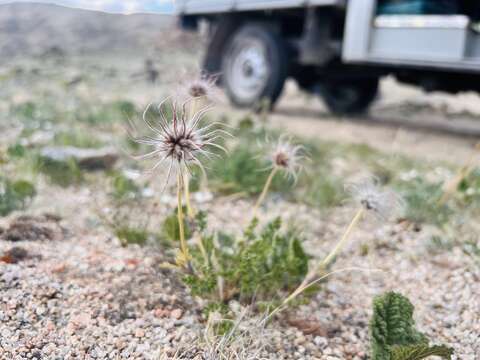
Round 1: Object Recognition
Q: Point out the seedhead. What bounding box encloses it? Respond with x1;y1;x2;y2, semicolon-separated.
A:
128;98;227;188
267;135;306;181
348;177;403;221
182;71;219;103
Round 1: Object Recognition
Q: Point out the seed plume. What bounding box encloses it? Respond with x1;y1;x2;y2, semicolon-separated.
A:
267;135;306;181
182;71;219;103
127;98;227;188
347;177;403;221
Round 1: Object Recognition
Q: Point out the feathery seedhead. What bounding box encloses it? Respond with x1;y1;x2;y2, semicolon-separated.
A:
348;177;403;221
267;135;306;181
128;98;227;187
183;71;218;102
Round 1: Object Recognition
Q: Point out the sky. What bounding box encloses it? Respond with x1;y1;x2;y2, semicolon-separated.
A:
0;0;175;14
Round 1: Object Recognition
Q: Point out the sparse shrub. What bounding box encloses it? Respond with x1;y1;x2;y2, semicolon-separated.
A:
110;172;140;200
235;116;256;134
10;101;58;125
11;101;37;119
115;100;137;119
426;235;454;253
302;174;345;209
183;215;309;305
7;143;27;158
208;142;291;196
457;167;480;204
53;130;103;148
77;100;137;125
399;178;451;225
370;291;453;360
115;226;149;246
34;155;83;187
201;302;236;335
101;202;152;247
0;177;36;216
349;143;379;160
462;239;480;265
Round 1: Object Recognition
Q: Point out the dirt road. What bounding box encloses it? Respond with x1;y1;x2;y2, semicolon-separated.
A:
220;78;480;165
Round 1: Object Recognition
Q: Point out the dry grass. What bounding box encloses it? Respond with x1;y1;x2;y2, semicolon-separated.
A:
160;309;271;360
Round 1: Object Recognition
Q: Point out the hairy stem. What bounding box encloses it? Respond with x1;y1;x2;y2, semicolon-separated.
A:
252;167;278;219
187;96;206;205
321;207;364;268
264;208;373;322
177;173;189;267
183;173;195;219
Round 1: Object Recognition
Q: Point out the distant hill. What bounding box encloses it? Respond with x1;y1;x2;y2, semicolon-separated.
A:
0;2;178;57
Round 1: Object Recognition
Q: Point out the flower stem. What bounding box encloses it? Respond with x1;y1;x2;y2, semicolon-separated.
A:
320;207;364;268
177;173;189;267
184;97;201;219
183;173;195;219
252;167;278;219
263;208;369;323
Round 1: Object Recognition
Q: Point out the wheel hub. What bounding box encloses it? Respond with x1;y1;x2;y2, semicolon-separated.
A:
227;40;269;102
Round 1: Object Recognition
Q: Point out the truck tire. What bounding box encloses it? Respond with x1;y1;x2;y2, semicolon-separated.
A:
320;78;379;115
221;23;288;110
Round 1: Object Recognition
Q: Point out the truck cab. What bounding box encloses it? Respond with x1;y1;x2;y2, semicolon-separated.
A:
177;0;480;114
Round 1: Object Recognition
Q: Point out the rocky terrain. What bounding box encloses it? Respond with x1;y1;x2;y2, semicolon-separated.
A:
0;3;479;360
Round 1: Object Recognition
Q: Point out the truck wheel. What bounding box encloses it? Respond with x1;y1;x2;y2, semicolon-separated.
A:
320;78;379;115
221;24;288;109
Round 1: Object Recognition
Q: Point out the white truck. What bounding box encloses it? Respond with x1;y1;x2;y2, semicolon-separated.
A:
176;0;480;114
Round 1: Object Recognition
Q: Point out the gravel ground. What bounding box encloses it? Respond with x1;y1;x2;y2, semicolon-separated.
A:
1;188;479;359
1;48;480;360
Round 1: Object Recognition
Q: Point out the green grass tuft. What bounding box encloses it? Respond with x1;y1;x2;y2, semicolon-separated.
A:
207;142;292;196
34;155;83;187
110;172;140;201
0;177;36;216
76;100;137;126
115;226;149;247
398;179;452;225
7;143;27;158
301;174;345;209
457;168;480;204
53;130;103;149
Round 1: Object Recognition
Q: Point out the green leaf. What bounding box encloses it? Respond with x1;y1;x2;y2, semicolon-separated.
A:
391;344;454;360
370;292;428;360
182;217;308;305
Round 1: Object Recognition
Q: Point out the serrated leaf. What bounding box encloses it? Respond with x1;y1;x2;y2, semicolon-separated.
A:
370;292;428;360
391;344;454;360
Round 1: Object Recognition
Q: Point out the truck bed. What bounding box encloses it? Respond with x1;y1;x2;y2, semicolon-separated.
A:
175;0;344;14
